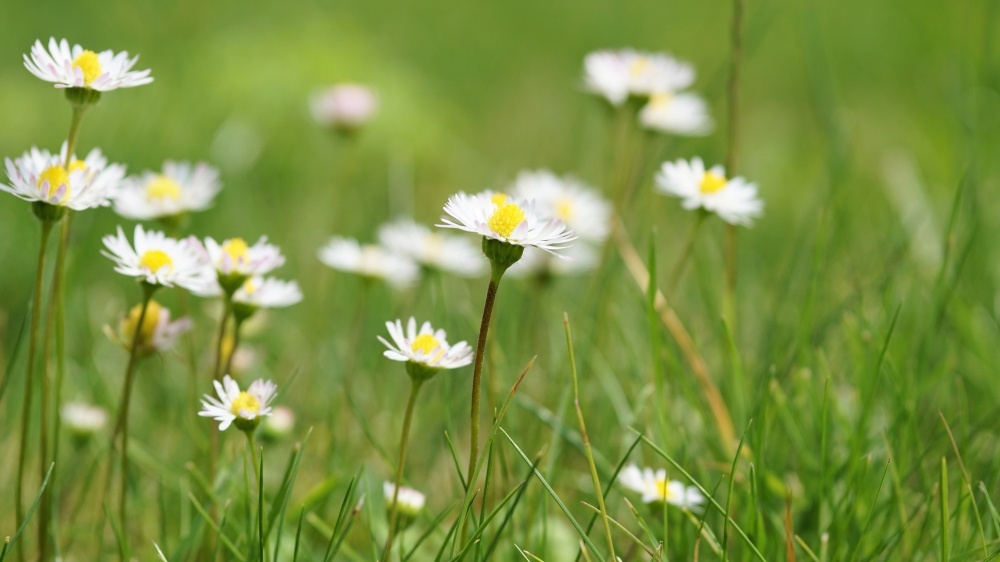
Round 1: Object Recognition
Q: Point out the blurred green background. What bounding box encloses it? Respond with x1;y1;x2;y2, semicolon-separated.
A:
1;0;999;560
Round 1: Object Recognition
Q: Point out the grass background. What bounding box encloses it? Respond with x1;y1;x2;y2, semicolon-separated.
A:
1;0;999;560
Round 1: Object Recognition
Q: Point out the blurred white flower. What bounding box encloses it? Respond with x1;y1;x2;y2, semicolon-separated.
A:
505;244;599;279
233;276;302;309
584;49;695;105
379;318;473;372
510;170;611;243
261;406;296;440
105;300;192;356
383;482;425;518
197;236;285;278
378;218;486;277
438;192;577;258
3;144;124;210
102;225;214;292
199;375;277;432
61;402;108;437
654;157;763;226
639;92;713;136
618;464;705;509
114;161;222;221
317;236;419;289
24;38;153;91
310;84;378;130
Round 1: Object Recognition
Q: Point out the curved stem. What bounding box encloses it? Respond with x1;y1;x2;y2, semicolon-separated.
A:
223;318;244;379
382;378;424;562
213;298;232;381
14;219;54;562
666;211;707;294
467;266;504;489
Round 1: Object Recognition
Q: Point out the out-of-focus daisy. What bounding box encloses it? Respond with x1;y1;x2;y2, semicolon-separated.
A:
24;38;152;91
510;170;610;243
438;192;577;259
61;402;108;439
618;464;706;509
190;236;286;296
199;375;277;432
231;276;302;321
105;300;192;356
102;225;213;291
3;145;124;211
383;482;425;518
378;218;486;278
654;157;763;226
639;92;713;136
506;244;599;279
114;161;222;221
318;236;419;288
261;406;295;440
310;84;378;130
379;317;473;379
583;49;695;105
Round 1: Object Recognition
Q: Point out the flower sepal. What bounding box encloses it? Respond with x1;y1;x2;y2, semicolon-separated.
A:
218;271;250;298
232;301;259;324
64;86;102;108
234;416;263;433
405;361;441;383
482;237;524;273
31;200;67;224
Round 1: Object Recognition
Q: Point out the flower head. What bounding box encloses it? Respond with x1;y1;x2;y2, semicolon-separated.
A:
261;406;296;440
584;49;695;105
24;38;153;91
189;236;286;296
618;464;706;509
378;219;486;277
231;276;303;322
310;84;378;130
379;318;473;380
510;170;610;243
114;161;222;221
102;225;213;291
383;482;425;518
199;375;277;432
3;144;124;211
318;236;419;289
105;300;193;356
654;157;763;226
639;92;713;136
438;192;577;259
61;402;108;439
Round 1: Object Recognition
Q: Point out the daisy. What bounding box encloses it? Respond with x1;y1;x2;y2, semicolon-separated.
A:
583;49;695;105
102;224;213;291
261;406;296;440
438;192;577;259
114;161;222;221
506;244;600;279
24;38;152;91
61;402;108;438
318;236;419;288
639;92;713;136
383;482;426;518
199;375;277;432
618;464;706;510
310;83;378;130
190;236;286;296
379;317;473;376
378;218;486;277
654;157;763;226
105;300;193;356
510;170;611;243
3;144;125;210
231;276;303;320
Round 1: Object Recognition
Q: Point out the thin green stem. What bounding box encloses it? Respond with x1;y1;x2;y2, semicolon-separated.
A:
224;318;244;379
666;211;707;294
14;218;55;562
383;377;424;562
723;0;745;330
467;266;504;493
63;105;87;169
213;298;232;381
245;431;260;483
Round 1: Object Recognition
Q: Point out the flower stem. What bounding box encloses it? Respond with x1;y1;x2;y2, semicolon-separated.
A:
467;264;505;493
666;210;707;295
382;378;424;562
723;0;746;330
14;218;55;562
245;431;260;482
223;318;244;378
213;298;233;381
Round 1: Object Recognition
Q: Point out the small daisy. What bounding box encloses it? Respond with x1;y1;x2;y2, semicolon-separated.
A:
506;244;600;279
105;300;193;356
318;236;419;288
438;192;577;258
231;276;303;318
199;375;277;432
196;236;286;279
114;161;222;221
618;464;706;509
3;144;125;210
379;317;473;374
261;406;296;440
583;49;695;105
639;92;713;136
510;170;611;243
378;219;486;277
61;402;108;438
310;83;378;130
654;157;763;226
102;225;213;291
383;482;426;518
24;38;153;91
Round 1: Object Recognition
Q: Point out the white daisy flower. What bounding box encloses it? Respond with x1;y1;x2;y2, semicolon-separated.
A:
438;192;577;258
61;402;108;437
317;236;420;288
233;276;303;310
113;161;222;220
310;83;378;130
378;218;486;277
102;225;213;291
510;170;611;243
618;464;706;509
378;317;473;371
197;236;286;278
3;144;125;210
639;92;713;136
654;157;763;226
383;482;426;518
506;244;600;279
199;375;277;432
583;49;695;105
24;38;153;91
105;300;193;356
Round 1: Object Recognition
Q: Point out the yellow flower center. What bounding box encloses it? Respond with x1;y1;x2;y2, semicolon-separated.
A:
487;202;526;238
222;238;250;263
649;92;674;108
489;193;509;206
122;300;162;346
411;333;445;362
72;50;102;86
699;171;727;194
139;250;173;273
242;278;258;294
629;56;650;77
146;175;183;201
555;197;574;221
654;479;675;500
230;391;261;416
38;165;70;196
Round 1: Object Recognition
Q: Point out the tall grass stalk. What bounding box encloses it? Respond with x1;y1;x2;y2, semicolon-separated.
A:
382;377;424;562
723;0;746;328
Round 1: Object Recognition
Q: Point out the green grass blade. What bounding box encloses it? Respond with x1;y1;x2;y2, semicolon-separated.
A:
722;420;752;562
0;463;54;562
848;460;890;562
187;492;246;562
444;430;469;491
403;503;455;562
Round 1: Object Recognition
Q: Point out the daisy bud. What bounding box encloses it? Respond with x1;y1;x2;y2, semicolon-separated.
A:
61;402;108;443
383;482;425;521
310;84;378;132
260;406;295;441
